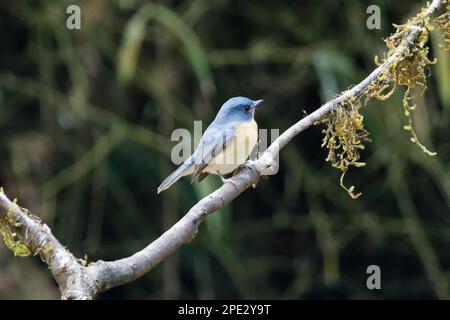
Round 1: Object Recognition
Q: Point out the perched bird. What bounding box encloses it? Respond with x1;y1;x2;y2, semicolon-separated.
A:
157;97;263;193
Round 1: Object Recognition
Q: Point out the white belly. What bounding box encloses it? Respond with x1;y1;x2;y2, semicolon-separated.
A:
205;120;258;175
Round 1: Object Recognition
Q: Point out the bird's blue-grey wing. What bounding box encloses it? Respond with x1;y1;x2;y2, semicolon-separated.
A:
157;155;195;193
192;125;236;181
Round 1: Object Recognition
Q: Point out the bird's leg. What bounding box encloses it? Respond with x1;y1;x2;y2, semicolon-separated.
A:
217;171;239;190
232;164;246;176
218;173;227;183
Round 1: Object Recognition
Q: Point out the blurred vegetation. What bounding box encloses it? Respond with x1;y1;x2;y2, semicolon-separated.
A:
0;0;449;299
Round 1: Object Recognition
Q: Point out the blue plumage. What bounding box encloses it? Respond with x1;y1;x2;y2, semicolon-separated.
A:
158;97;263;193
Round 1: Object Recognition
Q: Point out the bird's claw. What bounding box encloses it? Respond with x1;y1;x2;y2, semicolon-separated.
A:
217;171;239;190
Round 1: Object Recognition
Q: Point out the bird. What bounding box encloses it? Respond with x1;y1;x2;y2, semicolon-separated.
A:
157;97;263;194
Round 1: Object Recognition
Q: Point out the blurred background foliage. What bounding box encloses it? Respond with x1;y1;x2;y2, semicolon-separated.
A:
0;0;449;299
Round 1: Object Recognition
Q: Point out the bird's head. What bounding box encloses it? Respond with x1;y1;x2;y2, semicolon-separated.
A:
215;97;264;123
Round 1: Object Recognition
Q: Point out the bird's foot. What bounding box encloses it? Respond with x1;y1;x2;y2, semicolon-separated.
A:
232;164;246;176
218;173;227;183
217;171;239;190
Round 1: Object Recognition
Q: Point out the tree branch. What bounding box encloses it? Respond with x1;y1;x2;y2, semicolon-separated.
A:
0;193;95;299
0;0;446;299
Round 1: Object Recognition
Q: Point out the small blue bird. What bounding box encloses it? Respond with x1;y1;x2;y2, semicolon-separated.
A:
157;97;263;193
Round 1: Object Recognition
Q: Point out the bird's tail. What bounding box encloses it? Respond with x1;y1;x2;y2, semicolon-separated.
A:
157;159;194;194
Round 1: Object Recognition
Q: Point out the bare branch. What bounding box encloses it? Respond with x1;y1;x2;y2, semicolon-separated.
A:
0;0;446;299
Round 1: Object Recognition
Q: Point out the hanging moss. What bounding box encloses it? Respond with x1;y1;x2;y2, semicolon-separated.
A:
320;2;447;198
435;10;450;51
369;13;438;156
320;98;370;199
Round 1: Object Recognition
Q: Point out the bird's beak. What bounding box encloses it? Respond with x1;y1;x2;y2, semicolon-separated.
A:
253;99;264;108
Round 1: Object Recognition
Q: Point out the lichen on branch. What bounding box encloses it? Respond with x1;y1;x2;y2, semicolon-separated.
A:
0;190;31;257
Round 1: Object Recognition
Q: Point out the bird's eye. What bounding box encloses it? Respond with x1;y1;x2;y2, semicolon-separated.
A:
244;105;251;112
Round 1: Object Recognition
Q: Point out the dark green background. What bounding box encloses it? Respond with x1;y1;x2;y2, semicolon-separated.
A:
0;0;449;299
